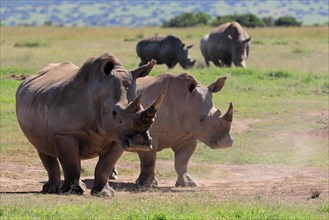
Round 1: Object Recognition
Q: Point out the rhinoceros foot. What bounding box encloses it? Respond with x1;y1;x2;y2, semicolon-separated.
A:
109;168;118;180
61;180;86;195
136;174;158;187
41;180;62;194
175;175;197;187
91;183;115;198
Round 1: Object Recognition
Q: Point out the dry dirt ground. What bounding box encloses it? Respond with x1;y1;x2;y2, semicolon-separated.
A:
1;160;328;202
0;117;328;202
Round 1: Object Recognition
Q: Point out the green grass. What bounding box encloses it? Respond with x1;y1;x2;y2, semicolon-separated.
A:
0;26;328;219
1;193;328;219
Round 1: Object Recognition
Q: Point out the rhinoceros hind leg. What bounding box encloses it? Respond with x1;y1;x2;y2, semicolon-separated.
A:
37;151;61;194
139;59;147;67
136;173;158;186
41;181;61;194
91;183;115;198
109;167;118;180
54;134;84;195
61;179;86;195
175;174;197;187
205;59;210;67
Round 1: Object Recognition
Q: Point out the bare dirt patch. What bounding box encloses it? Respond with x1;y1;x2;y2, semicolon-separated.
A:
232;118;261;134
1;160;328;202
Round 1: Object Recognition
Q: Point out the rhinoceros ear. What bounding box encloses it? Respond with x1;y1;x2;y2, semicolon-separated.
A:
130;59;157;79
208;76;226;93
186;44;194;49
101;60;116;77
187;77;197;93
243;37;251;44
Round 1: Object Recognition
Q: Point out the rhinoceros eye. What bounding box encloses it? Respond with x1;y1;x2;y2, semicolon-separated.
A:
112;110;117;117
200;116;206;122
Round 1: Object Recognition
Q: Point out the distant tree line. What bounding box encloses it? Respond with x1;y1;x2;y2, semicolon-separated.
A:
162;12;303;28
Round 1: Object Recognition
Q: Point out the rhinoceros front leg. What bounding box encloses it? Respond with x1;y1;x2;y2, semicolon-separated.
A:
136;149;158;186
54;134;86;195
173;137;197;187
91;143;124;197
37;151;61;194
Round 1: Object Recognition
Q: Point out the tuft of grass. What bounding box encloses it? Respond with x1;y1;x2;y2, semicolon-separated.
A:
272;39;289;45
267;70;291;78
0;67;33;78
310;189;321;199
135;33;144;39
252;40;264;45
293;47;311;54
14;40;49;48
124;33;145;42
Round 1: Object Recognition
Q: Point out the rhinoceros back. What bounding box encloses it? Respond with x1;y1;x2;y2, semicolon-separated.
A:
16;62;80;153
136;35;183;64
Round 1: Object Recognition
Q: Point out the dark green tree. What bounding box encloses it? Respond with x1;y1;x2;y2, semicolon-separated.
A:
162;12;212;27
262;16;274;27
274;16;302;26
211;13;265;27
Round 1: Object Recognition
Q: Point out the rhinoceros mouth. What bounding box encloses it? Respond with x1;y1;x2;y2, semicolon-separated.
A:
121;133;153;152
209;136;233;149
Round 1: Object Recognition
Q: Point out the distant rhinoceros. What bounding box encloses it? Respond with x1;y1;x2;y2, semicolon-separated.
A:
200;21;251;68
110;73;233;187
136;35;196;69
16;53;167;197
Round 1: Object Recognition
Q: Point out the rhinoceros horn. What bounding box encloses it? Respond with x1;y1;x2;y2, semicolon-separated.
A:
223;102;233;122
126;95;142;112
134;79;169;131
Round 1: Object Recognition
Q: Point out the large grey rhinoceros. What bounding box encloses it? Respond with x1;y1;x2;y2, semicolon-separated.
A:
16;53;167;197
136;35;196;69
200;21;251;68
111;73;233;187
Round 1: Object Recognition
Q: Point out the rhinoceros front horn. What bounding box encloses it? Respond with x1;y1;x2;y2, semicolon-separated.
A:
223;102;233;122
134;79;169;131
126;95;142;112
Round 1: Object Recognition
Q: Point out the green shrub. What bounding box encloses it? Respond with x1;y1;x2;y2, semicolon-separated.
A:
275;16;302;27
211;13;266;27
162;12;212;27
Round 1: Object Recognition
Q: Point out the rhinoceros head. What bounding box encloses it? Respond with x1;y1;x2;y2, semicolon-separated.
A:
88;54;166;151
228;35;251;68
178;44;196;69
185;76;233;149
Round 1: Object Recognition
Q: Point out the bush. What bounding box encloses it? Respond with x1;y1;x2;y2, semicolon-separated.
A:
211;13;266;27
162;12;301;28
274;16;302;27
262;16;274;27
162;12;212;27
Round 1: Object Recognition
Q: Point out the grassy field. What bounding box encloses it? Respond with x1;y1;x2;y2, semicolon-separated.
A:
0;26;328;219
